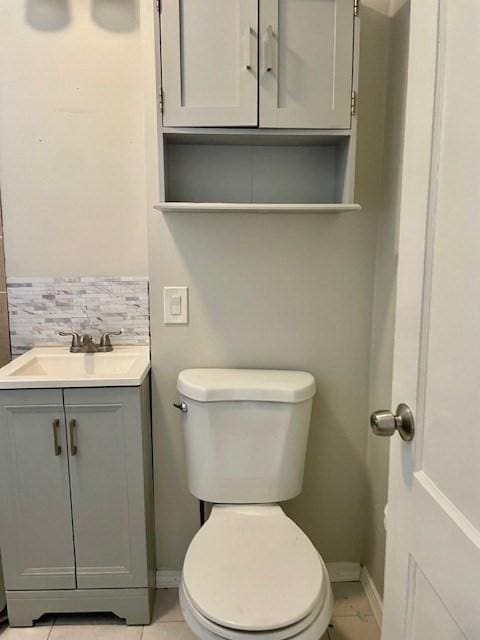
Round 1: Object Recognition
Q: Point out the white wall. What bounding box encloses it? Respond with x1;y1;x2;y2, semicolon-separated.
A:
364;0;411;597
0;1;148;277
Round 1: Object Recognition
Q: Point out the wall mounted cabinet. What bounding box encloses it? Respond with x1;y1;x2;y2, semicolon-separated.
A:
161;0;356;129
156;0;360;212
0;382;154;627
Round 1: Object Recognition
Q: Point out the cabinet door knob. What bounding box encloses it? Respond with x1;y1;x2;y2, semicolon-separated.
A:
69;418;78;455
52;418;62;456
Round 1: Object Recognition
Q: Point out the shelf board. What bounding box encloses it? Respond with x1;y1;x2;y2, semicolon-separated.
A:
162;127;352;146
155;202;362;214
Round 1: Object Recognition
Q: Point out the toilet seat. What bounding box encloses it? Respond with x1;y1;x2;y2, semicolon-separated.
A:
180;566;332;640
182;505;326;632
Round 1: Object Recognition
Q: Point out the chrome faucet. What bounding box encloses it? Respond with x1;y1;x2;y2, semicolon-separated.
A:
59;330;122;353
81;334;98;353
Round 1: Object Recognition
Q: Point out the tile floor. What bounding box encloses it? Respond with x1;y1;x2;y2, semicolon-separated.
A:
0;583;381;640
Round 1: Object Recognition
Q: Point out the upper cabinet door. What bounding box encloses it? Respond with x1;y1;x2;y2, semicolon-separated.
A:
0;390;76;591
161;0;259;127
259;0;355;129
64;387;150;589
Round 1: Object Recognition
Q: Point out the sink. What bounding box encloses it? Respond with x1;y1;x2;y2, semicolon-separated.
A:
0;346;150;388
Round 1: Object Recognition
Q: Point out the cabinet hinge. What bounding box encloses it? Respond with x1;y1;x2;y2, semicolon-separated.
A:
159;89;164;113
157;0;161;13
351;91;357;116
354;0;360;17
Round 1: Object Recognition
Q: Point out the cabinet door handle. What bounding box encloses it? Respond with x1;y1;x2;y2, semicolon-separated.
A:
243;26;253;70
69;418;78;456
263;25;274;72
52;418;62;456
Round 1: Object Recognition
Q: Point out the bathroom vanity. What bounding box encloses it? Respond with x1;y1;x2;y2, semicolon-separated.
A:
0;347;155;627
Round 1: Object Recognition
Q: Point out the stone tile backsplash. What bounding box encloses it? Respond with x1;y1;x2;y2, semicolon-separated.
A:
7;276;150;356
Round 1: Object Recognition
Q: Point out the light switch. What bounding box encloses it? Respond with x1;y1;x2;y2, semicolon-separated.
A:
164;287;188;324
171;295;182;316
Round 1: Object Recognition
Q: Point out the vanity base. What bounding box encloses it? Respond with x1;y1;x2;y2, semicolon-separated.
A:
6;587;154;627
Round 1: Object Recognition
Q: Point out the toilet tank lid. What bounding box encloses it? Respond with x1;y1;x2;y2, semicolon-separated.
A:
177;368;316;403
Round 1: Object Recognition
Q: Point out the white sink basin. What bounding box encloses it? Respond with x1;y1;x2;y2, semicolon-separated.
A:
0;346;151;388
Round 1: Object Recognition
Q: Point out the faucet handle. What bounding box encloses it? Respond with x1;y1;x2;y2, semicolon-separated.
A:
99;330;123;352
59;331;83;353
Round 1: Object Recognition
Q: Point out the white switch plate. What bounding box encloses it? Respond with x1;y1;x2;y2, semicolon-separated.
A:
164;287;188;324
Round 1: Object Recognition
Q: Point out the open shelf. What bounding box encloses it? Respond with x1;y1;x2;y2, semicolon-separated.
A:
155;202;361;214
162;127;352;146
163;135;356;207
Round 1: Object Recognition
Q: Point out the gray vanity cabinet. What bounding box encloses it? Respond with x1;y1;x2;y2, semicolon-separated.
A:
64;387;152;590
0;390;76;591
0;381;154;627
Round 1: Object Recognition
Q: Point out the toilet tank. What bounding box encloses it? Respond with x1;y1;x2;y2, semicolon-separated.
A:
177;369;316;503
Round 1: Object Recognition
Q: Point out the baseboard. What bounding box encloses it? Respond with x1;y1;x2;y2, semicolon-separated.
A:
360;566;383;627
156;571;181;588
326;562;361;582
156;562;362;589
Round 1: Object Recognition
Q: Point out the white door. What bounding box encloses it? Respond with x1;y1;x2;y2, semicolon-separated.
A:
160;0;258;127
259;0;355;129
375;1;480;638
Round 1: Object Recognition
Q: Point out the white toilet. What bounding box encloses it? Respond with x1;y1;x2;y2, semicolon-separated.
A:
176;368;333;640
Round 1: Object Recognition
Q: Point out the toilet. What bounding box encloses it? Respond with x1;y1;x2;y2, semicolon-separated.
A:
176;368;333;640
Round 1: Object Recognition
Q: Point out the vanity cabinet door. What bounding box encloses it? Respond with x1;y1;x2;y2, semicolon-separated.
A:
0;390;76;590
161;0;258;126
64;387;150;590
259;0;355;128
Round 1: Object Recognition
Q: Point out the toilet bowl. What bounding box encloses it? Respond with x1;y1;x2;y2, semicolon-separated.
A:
179;505;333;640
176;368;331;639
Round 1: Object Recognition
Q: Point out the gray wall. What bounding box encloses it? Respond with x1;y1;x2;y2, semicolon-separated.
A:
364;1;411;596
148;6;392;571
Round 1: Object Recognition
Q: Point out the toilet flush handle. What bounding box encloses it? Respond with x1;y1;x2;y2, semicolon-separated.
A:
173;401;188;413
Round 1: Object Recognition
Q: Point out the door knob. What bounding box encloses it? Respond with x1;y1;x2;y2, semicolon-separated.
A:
370;403;415;441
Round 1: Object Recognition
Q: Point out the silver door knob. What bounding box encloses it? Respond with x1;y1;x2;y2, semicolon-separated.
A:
370;403;415;441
